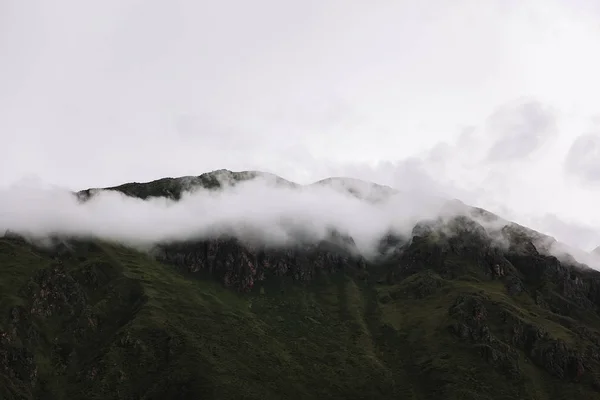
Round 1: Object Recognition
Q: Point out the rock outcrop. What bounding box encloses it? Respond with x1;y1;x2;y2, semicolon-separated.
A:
5;170;600;398
153;233;367;292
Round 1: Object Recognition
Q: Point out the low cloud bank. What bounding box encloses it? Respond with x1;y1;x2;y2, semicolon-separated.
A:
0;176;443;253
1;174;599;268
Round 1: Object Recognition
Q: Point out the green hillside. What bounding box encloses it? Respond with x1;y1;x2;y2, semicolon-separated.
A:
2;170;600;399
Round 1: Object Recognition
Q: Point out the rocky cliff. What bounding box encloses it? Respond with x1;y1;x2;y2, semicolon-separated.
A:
3;170;600;399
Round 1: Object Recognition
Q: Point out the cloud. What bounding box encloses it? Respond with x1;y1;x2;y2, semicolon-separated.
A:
564;133;600;183
0;175;445;256
307;102;600;260
530;213;600;251
3;167;600;272
3;0;594;189
1;172;544;262
485;99;557;162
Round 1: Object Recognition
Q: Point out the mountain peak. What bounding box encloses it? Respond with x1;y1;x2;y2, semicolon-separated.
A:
4;169;600;398
77;169;297;200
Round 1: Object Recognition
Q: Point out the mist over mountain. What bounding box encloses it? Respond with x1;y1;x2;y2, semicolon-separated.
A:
4;170;600;398
5;0;600;397
3;169;598;268
0;169;591;266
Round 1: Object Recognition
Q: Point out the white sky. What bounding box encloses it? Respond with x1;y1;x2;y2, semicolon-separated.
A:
2;0;600;250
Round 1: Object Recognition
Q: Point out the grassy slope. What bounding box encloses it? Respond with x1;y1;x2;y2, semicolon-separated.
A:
2;236;600;399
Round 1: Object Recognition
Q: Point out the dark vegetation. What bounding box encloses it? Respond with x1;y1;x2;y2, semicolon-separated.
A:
3;170;600;399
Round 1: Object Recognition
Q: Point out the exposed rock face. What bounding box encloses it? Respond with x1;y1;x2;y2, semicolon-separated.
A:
385;215;600;308
448;292;589;382
153;235;367;292
0;252;147;399
0;324;38;396
370;214;600;390
25;263;86;318
448;294;522;379
7;170;600;398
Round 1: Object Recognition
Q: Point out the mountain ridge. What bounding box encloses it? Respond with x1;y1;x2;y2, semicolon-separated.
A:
3;169;600;398
77;169;593;267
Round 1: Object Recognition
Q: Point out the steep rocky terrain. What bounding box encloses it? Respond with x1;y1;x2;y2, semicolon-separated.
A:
3;170;600;399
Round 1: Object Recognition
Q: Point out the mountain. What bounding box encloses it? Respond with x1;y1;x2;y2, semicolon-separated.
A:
311;177;398;203
3;170;600;399
77;169;298;201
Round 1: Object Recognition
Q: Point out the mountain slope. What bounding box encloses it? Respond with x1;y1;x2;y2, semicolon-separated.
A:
3;170;600;399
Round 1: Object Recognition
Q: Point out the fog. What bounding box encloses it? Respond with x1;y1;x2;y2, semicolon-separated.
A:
0;175;442;255
2;172;598;270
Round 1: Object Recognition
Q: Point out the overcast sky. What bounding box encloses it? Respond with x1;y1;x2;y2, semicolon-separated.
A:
2;0;600;250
